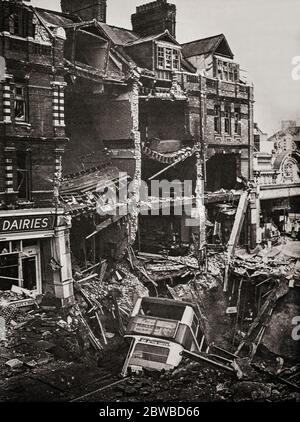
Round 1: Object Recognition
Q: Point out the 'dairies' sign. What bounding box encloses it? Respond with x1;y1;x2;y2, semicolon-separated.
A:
0;215;55;233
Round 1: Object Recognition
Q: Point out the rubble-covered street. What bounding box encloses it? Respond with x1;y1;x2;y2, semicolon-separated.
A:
0;238;299;402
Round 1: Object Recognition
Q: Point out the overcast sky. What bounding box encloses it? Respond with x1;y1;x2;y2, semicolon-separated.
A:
31;0;300;135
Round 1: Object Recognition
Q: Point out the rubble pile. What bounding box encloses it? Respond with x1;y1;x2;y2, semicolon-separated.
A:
99;358;300;402
232;245;297;280
0;298;84;397
0;259;147;382
0;237;299;402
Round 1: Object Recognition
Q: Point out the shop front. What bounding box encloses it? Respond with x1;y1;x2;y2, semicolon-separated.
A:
0;209;74;306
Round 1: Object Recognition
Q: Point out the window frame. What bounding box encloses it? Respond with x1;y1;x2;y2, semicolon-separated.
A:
13;83;28;122
214;104;221;134
16;149;32;201
156;43;181;71
234;106;241;135
215;58;239;82
224;104;232;135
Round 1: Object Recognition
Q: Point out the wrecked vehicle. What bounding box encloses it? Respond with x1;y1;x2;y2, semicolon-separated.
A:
121;297;208;376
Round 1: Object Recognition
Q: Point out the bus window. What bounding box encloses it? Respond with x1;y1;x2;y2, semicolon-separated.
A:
141;302;185;321
131;343;169;364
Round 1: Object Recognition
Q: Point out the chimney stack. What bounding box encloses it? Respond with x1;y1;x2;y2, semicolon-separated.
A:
61;0;107;23
131;0;176;38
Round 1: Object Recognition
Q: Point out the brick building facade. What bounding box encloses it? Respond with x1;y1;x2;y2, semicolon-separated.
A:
0;0;73;305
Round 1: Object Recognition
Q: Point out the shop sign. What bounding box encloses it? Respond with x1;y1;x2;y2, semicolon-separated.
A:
0;215;55;234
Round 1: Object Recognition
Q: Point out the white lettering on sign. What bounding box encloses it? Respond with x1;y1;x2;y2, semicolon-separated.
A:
0;216;53;232
0;56;6;82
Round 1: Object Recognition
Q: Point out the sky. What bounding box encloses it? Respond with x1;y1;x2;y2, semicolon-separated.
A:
30;0;300;135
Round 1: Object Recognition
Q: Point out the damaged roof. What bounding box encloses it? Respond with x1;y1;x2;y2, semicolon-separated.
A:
182;33;234;59
126;30;180;47
35;8;79;28
97;22;139;46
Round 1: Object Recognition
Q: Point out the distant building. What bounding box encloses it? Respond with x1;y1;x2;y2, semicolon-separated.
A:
254;121;300;231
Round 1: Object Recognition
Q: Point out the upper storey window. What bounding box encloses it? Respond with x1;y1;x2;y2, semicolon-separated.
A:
157;45;180;71
215;58;239;82
8;12;24;37
14;84;27;122
4;7;34;39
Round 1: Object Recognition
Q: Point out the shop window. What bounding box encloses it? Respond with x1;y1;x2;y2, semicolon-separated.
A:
157;45;180;71
234;106;241;135
224;105;231;135
0;241;39;291
0;241;21;291
14;83;27;122
214;105;221;133
16;150;32;200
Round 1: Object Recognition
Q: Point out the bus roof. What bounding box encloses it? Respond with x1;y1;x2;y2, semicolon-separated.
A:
140;297;197;310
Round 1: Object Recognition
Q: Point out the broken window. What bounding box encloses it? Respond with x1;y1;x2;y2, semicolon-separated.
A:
0;241;21;290
224;105;231;135
234;106;241;135
14;83;27;121
131;343;169;364
16;150;32;200
156;45;180;70
214;104;221;133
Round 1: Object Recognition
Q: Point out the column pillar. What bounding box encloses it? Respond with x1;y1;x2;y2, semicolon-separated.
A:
249;187;259;251
195;152;207;266
3;77;12;123
52;217;74;307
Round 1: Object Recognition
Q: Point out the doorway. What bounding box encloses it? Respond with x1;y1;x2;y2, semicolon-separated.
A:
22;256;37;290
